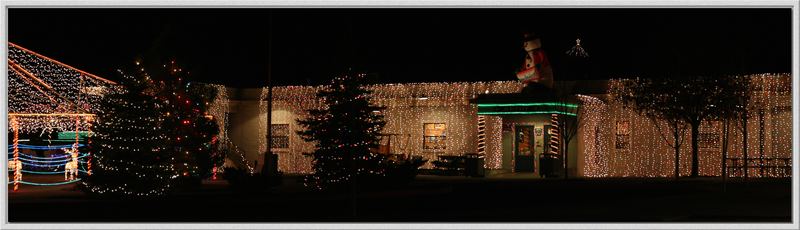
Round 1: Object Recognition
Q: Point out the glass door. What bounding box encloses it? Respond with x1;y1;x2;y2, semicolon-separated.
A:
514;125;535;172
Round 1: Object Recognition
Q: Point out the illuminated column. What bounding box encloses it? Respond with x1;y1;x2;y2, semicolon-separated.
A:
11;116;20;191
87;116;93;175
549;114;560;155
477;115;487;156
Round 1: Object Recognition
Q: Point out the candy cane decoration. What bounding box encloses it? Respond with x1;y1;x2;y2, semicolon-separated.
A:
11;116;21;191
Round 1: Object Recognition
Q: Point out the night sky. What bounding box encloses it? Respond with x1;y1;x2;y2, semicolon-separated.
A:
8;8;792;87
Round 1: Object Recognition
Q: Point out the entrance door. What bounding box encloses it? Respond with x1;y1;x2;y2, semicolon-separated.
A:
514;125;535;172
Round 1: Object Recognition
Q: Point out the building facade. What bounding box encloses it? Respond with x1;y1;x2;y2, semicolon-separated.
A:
224;73;792;178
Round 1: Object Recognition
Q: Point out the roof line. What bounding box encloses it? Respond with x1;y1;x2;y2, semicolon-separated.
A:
8;59;90;114
8;59;55;90
8;42;117;85
8;62;59;104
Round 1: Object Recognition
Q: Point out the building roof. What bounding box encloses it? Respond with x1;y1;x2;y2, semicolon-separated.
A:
7;42;116;115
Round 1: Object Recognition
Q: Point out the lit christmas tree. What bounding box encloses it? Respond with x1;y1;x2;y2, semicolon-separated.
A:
81;68;176;197
153;61;221;182
81;59;222;196
297;72;387;190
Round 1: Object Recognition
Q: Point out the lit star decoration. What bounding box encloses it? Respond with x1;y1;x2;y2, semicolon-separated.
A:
566;38;589;58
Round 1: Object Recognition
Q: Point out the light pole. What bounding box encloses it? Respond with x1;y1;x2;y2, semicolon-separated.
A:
263;12;274;176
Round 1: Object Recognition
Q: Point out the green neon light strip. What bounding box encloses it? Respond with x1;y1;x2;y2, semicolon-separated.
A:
477;111;577;116
477;102;579;108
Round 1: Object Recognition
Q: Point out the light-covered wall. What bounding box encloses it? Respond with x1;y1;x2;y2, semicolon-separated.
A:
252;81;524;173
580;74;792;178
224;74;791;177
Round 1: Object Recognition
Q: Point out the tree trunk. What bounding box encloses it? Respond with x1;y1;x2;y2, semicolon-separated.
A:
742;115;748;179
563;138;569;179
722;119;730;192
722;119;730;179
690;120;700;177
758;109;765;177
264;84;273;175
674;121;680;180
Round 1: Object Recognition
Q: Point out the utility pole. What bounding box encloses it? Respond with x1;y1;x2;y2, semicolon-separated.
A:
263;12;274;176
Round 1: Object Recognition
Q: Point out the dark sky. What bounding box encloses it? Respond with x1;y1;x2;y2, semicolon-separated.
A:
8;8;792;87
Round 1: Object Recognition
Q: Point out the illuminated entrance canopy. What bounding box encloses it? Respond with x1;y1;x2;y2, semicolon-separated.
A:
476;102;578;116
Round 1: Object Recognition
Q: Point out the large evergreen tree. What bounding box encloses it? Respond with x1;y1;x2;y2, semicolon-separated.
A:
152;61;221;181
82;70;177;197
297;72;387;190
82;59;222;196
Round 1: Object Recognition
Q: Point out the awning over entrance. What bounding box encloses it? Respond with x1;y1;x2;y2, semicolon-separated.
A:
470;84;578;116
476;102;577;116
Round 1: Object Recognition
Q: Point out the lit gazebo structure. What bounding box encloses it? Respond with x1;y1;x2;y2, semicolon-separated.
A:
7;42;116;191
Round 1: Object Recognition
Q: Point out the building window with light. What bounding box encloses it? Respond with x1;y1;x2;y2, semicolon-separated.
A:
269;124;290;149
423;123;446;150
615;121;630;149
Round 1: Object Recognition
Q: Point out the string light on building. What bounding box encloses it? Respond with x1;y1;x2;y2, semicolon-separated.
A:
259;81;523;173
580;73;792;178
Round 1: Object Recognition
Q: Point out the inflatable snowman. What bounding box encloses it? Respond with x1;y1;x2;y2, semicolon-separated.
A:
516;32;554;89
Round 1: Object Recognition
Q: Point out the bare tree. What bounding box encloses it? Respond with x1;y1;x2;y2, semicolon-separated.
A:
651;117;689;179
614;76;748;178
554;82;582;179
613;78;688;179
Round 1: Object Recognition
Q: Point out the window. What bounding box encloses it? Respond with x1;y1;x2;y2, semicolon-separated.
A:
423;123;447;150
615;121;630;149
269;124;290;149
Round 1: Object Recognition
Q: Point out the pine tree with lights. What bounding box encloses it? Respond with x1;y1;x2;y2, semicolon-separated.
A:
150;60;221;183
81;69;176;197
297;72;387;190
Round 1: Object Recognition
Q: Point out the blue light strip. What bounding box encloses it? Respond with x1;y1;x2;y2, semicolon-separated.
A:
16;154;89;163
8;153;72;159
8;144;85;150
8;169;89;175
12;160;89;168
18;169;90;174
9;152;88;160
7;179;81;186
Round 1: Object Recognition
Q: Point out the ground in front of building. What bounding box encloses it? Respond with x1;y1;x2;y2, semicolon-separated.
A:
7;174;792;222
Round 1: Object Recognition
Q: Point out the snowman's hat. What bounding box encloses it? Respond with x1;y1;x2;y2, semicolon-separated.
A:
523;31;541;41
